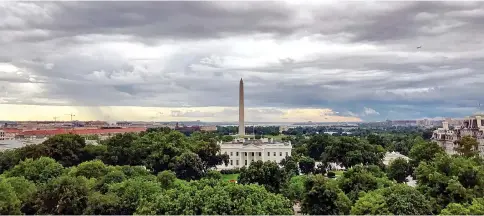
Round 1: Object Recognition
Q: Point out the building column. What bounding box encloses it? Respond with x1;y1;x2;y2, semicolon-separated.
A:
262;150;265;162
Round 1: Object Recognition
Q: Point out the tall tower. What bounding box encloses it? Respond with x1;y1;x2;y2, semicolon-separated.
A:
239;78;245;136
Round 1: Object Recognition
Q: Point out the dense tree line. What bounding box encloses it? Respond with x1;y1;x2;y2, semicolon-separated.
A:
0;126;483;215
216;126;280;136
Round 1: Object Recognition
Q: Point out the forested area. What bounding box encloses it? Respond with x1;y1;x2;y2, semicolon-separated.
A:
0;127;483;215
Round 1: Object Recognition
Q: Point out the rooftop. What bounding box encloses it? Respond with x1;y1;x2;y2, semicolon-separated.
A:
18;127;147;136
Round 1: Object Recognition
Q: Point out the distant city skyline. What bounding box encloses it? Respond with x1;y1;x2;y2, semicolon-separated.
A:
1;2;484;121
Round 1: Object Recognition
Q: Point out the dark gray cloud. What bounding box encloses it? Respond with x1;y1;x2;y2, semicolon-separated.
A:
1;1;484;120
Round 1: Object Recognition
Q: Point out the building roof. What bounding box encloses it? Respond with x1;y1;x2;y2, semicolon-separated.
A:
220;143;292;150
19;127;146;136
0;138;47;151
1;128;22;133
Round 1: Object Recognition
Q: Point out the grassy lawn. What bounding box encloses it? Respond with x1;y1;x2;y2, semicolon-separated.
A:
222;174;239;182
334;170;345;176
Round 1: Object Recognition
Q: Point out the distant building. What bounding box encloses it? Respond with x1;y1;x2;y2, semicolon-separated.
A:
383;151;409;166
0;129;19;140
84;121;109;127
391;120;417;127
431;113;484;156
279;126;289;133
217;78;292;170
0;138;47;152
200;125;217;132
16;127;147;139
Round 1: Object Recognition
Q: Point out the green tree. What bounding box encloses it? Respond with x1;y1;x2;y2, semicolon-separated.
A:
387;157;411;183
299;156;315;174
173;152;205;181
136;179;293;215
4;157;64;183
108;177;162;215
440;198;484;215
221;135;234;142
157;170;177;189
191;138;229;171
84;192;121;215
0;180;21;215
454;135;479;157
141;131;190;173
337;165;391;202
408;138;444;171
71;160;109;179
367;134;388;148
440;203;470;215
351;184;432;215
204;170;223;180
81;144;107;161
301;174;351;215
102;132;145;166
281;175;308;204
34;175;90;215
280;156;300;177
94;169;126;193
2;177;37;214
238;161;287;193
306;134;337;160
415;153;484;212
322;136;385;168
0;149;22;173
41;134;87;166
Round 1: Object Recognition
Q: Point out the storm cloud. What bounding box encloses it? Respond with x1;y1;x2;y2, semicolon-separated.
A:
1;1;484;121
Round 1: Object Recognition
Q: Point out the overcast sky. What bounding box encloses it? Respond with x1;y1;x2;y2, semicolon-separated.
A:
1;1;484;122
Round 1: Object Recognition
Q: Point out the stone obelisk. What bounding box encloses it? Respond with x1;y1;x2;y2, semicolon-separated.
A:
239;78;245;136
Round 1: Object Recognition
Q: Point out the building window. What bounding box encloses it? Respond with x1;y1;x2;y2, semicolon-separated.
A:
245;152;247;156
259;152;261;156
236;152;239;156
268;152;270;156
251;152;254;156
225;162;228;167
230;160;233;165
245;160;247;165
286;152;288;157
230;152;233;156
236;160;239;165
280;152;282;156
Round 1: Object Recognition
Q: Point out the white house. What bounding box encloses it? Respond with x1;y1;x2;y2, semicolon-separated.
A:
217;137;292;170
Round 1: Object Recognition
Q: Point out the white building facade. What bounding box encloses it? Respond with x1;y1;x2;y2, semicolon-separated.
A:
217;137;292;170
383;151;409;166
217;79;292;170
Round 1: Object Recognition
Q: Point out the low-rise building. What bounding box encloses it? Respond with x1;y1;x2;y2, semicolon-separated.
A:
16;127;147;139
200;125;217;132
216;137;292;170
383;151;409;166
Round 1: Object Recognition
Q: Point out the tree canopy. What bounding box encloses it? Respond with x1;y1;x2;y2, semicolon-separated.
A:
0;126;483;215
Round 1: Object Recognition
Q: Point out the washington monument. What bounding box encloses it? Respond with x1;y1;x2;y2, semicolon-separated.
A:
239;78;245;136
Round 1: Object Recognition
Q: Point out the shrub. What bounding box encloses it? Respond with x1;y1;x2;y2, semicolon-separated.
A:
220;168;240;175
